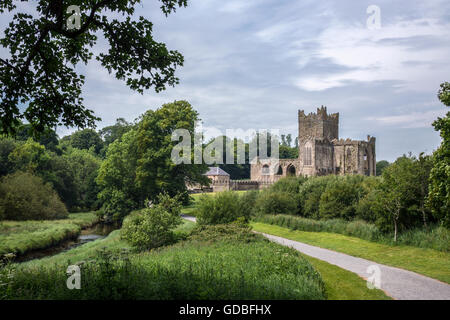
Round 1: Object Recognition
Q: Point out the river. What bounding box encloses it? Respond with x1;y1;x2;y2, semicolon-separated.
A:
15;223;119;263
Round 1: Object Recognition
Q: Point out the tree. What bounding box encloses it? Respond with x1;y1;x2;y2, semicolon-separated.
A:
64;129;104;154
376;160;390;176
0;137;17;176
16;123;60;153
0;171;68;221
65;148;102;211
376;156;423;240
0;0;187;135
99;118;133;155
415;153;433;227
97;100;209;221
427;82;450;227
121;193;182;250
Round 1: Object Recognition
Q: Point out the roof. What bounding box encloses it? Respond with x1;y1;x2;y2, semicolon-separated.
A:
204;167;230;176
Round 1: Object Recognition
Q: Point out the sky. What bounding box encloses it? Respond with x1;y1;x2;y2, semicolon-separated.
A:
1;0;450;162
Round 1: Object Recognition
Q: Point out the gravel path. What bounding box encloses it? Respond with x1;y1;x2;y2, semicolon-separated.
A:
181;215;450;300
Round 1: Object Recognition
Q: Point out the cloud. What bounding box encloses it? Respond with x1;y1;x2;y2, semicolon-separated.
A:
292;18;450;92
0;0;448;162
366;109;447;128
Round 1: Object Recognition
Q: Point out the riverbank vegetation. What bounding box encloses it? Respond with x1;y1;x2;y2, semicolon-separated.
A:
2;223;327;300
0;212;99;257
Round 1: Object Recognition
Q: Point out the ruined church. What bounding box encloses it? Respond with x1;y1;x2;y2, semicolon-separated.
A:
250;106;376;184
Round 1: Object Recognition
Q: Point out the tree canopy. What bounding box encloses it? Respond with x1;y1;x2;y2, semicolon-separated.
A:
427;82;450;227
0;0;187;135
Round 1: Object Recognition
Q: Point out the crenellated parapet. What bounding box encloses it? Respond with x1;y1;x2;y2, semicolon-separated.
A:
298;106;339;121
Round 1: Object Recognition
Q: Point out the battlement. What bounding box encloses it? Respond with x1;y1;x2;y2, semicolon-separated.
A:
298;106;339;121
298;106;339;142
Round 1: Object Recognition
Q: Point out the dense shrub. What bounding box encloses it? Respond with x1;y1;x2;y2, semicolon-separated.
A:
0;172;68;220
271;176;307;194
318;175;366;220
298;176;334;218
238;190;259;219
121;193;182;250
196;191;252;225
253;190;298;216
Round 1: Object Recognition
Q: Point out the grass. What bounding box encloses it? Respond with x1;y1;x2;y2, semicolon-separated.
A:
20;219;195;268
251;222;450;284
3;224;326;300
0;212;99;257
305;256;391;300
254;214;450;252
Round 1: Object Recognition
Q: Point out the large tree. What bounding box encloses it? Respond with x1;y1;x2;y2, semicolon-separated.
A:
97;101;209;221
427;82;450;227
0;0;187;135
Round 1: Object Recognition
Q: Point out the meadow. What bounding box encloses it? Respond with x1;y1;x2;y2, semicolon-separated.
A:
2;222;328;300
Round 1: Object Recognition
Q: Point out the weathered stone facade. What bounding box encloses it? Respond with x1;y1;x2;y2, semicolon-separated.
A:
251;106;376;183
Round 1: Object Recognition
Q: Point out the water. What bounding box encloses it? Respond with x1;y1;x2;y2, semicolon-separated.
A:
16;223;119;263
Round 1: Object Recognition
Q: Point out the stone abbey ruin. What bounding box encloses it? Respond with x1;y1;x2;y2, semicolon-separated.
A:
250;106;376;185
190;106;376;192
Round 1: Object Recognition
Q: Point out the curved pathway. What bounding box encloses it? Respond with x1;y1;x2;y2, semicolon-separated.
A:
181;215;450;300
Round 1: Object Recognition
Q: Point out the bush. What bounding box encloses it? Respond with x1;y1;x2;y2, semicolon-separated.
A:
196;191;252;225
318;175;366;220
0;171;68;220
121;193;182;250
253;190;298;216
271;176;307;194
298;176;332;218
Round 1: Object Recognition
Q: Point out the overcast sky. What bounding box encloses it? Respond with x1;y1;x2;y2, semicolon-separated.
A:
2;0;449;162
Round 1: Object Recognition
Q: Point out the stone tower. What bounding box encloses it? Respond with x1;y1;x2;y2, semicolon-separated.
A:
298;106;339;143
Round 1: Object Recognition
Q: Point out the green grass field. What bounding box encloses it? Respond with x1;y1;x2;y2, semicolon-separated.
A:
6;222;327;300
0;212;99;256
251;222;450;284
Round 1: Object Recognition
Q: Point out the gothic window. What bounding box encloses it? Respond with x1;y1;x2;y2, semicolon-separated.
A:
304;147;312;166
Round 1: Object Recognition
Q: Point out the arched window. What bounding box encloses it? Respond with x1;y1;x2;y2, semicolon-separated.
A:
262;165;270;175
276;166;283;175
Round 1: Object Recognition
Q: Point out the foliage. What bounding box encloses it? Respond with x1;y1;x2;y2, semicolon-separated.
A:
121;193;183;250
64;148;102;211
318;175;366;220
0;137;17;176
0;171;68;221
196;191;252;225
97;101;209;221
376;160;390;176
427;82;450;227
363;155;433;239
0;0;188;135
98;118;133;156
270;176;307;194
297;176;334;218
253;190;298;216
62;129;104;155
